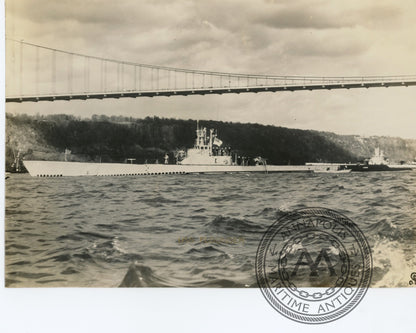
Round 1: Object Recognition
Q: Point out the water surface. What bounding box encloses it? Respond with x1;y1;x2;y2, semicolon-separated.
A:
5;171;416;287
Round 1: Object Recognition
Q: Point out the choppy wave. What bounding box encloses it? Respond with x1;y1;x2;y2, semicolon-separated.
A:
366;218;415;241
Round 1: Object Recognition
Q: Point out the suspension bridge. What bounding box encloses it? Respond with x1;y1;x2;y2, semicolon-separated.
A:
5;38;416;103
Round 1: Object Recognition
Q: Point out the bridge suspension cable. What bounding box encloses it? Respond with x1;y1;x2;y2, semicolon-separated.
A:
5;38;416;103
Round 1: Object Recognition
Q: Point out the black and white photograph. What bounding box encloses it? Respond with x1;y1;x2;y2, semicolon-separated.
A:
2;0;416;331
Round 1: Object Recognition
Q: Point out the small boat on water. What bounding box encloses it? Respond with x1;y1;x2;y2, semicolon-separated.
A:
23;121;318;177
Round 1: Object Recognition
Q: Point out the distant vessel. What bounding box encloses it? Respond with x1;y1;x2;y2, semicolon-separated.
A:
307;147;416;173
23;121;317;177
347;148;413;172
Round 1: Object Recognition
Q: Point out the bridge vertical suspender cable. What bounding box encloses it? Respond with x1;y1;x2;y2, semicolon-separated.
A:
168;69;170;90
36;46;39;95
134;65;137;91
68;53;72;94
121;62;124;92
103;60;107;93
100;59;103;93
118;62;121;92
139;65;141;91
51;49;56;94
19;40;23;96
84;57;87;93
86;57;90;92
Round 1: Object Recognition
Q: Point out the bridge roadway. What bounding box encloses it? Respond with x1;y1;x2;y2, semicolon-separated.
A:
6;80;416;103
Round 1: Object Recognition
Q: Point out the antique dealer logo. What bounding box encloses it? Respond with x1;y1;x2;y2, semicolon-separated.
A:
256;208;372;324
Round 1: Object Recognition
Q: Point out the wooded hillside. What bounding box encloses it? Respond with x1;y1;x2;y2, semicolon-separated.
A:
6;113;416;171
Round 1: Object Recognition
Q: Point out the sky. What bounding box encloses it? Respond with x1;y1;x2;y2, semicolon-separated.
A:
4;0;416;138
